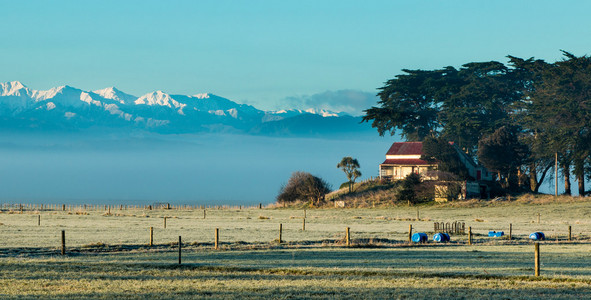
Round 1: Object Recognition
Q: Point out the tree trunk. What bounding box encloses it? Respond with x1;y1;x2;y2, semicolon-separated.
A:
578;172;585;197
505;172;510;189
575;157;585;197
577;174;585;197
533;163;553;193
529;164;538;192
564;166;571;196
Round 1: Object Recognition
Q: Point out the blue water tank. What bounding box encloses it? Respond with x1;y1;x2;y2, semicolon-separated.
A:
433;232;450;242
529;232;545;241
412;232;428;243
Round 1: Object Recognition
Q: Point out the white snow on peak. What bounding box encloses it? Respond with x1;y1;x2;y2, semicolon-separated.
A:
136;91;173;106
193;93;210;99
103;103;132;120
79;92;102;107
209;110;226;116
93;87;137;105
208;108;239;118
135;91;187;114
31;85;67;101
304;108;339;117
269;108;339;117
46;102;56;110
0;81;28;96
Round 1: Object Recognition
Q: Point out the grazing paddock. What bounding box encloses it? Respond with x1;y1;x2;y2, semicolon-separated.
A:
1;198;591;298
1;246;591;298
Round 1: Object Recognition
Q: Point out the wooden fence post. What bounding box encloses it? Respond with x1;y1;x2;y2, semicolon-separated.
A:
509;223;512;240
149;227;153;246
302;218;306;231
279;224;283;243
304;209;307;219
346;227;351;246
61;230;66;255
178;236;182;265
163;217;167;229
259;203;262;209
534;242;540;276
468;226;473;245
38;215;40;226
408;224;412;242
568;225;572;241
215;228;219;250
203;210;206;219
416;208;420;221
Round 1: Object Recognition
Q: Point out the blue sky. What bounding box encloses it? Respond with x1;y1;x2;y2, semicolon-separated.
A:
2;0;591;113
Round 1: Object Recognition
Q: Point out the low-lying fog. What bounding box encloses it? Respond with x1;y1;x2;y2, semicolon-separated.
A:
0;132;395;206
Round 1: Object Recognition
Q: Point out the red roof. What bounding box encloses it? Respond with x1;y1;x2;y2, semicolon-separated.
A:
381;158;432;166
386;142;424;156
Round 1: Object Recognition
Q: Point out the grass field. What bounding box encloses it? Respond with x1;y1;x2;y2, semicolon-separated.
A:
1;196;591;298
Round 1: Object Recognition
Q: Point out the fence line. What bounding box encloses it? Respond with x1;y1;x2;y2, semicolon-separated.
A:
0;202;269;212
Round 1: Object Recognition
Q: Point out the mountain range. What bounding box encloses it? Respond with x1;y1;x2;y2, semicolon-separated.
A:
0;81;373;136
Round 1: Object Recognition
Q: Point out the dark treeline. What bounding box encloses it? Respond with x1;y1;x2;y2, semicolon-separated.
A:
363;51;591;195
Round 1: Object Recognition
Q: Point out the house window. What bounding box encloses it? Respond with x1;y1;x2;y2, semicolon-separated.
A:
381;167;394;177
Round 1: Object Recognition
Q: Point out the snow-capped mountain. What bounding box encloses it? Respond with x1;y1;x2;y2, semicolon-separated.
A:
93;87;137;105
0;81;370;135
263;108;349;122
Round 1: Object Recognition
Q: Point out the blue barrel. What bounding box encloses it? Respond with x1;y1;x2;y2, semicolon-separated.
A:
529;232;545;241
488;231;504;237
443;233;450;241
412;232;428;243
433;232;450;242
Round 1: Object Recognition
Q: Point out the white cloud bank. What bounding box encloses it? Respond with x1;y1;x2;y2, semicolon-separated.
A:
281;90;379;116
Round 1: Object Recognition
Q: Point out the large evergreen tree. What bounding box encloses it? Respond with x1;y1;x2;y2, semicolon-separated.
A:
477;126;530;189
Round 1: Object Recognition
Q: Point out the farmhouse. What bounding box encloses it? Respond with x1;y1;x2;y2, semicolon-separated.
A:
379;141;493;199
378;142;435;180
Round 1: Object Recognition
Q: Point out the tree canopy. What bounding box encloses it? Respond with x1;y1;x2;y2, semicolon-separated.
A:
277;171;331;206
337;157;362;193
363;61;521;155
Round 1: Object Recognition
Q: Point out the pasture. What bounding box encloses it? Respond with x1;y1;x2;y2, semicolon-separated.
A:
1;196;591;298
